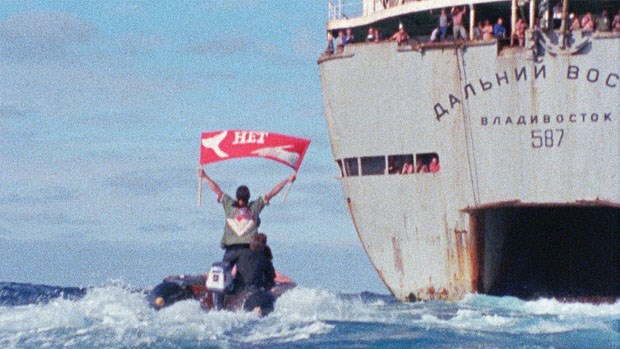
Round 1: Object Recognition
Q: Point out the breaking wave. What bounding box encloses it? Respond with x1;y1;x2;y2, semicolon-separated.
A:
0;282;618;348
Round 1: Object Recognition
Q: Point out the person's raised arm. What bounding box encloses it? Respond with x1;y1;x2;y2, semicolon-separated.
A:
264;172;296;204
199;168;223;199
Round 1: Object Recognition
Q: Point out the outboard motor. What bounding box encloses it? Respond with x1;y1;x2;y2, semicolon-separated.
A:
205;262;233;310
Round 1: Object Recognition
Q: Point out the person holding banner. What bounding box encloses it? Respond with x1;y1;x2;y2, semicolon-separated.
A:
199;169;296;263
198;130;308;263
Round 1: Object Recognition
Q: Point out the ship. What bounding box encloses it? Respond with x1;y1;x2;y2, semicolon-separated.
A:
318;0;619;301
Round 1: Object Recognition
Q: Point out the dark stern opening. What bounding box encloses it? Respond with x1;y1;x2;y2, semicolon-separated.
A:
473;206;620;300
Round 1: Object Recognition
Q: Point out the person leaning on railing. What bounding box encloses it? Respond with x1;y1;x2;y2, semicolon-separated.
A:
366;27;382;43
344;28;354;44
512;18;528;47
451;6;468;40
581;12;595;31
336;30;345;53
612;9;620;32
482;20;494;40
325;31;335;54
493;17;507;39
596;9;610;32
389;23;410;45
569;13;581;31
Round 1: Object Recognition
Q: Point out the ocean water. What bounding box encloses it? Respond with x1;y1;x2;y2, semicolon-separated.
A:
1;282;618;348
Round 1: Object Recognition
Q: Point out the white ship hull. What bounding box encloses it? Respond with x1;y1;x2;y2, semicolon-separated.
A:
319;27;620;301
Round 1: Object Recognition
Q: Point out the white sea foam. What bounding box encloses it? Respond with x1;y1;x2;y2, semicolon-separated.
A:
241;320;334;344
0;285;618;348
0;285;351;348
522;297;620;317
456;294;620;335
272;287;381;322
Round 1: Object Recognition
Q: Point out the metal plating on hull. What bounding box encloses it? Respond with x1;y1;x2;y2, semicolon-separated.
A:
319;0;620;301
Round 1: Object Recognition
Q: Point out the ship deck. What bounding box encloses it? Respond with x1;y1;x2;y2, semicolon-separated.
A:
326;0;620;49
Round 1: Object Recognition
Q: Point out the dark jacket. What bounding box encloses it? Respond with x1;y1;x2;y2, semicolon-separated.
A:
230;249;275;291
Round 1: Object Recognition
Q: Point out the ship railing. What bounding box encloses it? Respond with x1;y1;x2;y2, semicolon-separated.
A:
329;0;426;20
328;0;362;20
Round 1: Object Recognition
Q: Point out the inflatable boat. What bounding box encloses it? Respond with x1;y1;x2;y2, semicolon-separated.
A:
147;263;295;316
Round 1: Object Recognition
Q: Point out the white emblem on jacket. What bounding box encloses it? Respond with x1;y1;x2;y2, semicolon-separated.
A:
226;207;255;237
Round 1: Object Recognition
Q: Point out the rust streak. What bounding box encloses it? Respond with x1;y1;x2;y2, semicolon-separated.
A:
469;212;484;293
454;228;467;287
392;236;404;275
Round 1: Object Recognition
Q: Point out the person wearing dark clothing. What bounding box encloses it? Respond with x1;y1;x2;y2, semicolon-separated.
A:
230;233;276;315
256;232;273;261
494;17;507;38
230;233;275;291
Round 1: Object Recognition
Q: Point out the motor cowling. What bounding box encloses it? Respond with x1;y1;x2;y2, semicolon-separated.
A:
205;262;233;293
206;262;234;310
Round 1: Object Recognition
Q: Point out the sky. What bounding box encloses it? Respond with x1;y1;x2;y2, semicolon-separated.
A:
0;1;388;293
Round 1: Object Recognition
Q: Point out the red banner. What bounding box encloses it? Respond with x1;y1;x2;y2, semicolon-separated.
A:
200;130;310;171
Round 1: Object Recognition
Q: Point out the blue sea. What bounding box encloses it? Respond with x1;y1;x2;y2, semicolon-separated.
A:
1;282;619;348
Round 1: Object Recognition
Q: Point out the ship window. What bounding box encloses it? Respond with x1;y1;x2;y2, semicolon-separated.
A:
336;159;344;177
415;153;440;173
388;154;415;174
343;157;359;176
361;156;385;176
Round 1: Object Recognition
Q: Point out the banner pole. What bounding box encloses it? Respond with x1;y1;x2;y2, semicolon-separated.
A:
281;181;293;204
281;171;297;204
198;166;203;207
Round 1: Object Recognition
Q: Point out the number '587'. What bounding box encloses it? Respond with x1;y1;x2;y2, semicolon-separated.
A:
531;129;564;148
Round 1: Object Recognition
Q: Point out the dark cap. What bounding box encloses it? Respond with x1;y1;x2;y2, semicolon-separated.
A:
236;185;250;205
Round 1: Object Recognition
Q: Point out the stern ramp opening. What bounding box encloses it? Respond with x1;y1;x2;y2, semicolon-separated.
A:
474;206;619;299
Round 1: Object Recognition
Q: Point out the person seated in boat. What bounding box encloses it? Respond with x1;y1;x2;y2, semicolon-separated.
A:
389;23;410;45
230;233;278;316
229;233;276;293
199;170;296;264
256;231;273;261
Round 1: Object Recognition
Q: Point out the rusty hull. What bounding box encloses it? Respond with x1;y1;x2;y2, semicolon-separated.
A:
320;33;620;301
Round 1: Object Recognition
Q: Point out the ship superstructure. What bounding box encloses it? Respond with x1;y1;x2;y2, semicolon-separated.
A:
319;0;620;301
